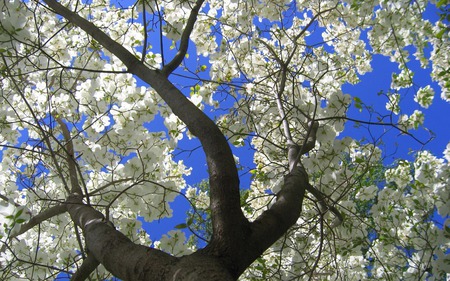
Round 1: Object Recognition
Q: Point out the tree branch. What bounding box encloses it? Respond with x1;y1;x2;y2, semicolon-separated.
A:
288;122;343;228
240;166;308;274
235;118;340;274
0;204;67;255
161;0;205;77
304;183;343;228
42;0;247;265
14;204;67;237
65;195;177;280
71;254;100;281
54;116;83;195
0;54;71;194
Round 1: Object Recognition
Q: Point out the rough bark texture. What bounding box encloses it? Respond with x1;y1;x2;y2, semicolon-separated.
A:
41;1;313;280
167;254;235;281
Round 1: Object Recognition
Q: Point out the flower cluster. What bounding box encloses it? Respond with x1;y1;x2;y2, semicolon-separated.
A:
0;0;448;280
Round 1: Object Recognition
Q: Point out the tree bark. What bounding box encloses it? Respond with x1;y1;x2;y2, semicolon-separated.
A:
41;1;313;279
66;195;177;280
167;253;234;281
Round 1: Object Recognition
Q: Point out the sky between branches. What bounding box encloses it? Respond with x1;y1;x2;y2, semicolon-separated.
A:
132;1;449;241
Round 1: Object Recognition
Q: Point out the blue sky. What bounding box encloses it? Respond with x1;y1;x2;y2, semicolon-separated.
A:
48;1;448;279
140;2;449;243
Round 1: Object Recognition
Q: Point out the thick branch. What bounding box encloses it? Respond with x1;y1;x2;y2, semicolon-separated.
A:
289;123;342;228
291;120;319;169
235;119;340;274
43;0;247;262
239;166;308;274
0;204;67;254
14;204;67;237
305;184;343;228
65;195;177;280
161;0;205;76
71;254;100;281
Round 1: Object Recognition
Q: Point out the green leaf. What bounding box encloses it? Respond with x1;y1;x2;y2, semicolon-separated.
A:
15;209;23;219
444;224;450;239
233;140;242;146
174;223;187;229
355;158;364;164
436;0;447;7
353;97;363;111
437;69;449;77
436;29;445;39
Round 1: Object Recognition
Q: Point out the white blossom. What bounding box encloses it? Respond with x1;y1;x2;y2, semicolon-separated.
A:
414;85;435;108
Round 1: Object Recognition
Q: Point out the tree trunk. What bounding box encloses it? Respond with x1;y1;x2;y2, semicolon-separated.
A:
42;1;314;280
166;254;235;281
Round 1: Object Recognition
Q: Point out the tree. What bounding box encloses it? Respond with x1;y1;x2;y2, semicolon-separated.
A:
0;0;448;280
